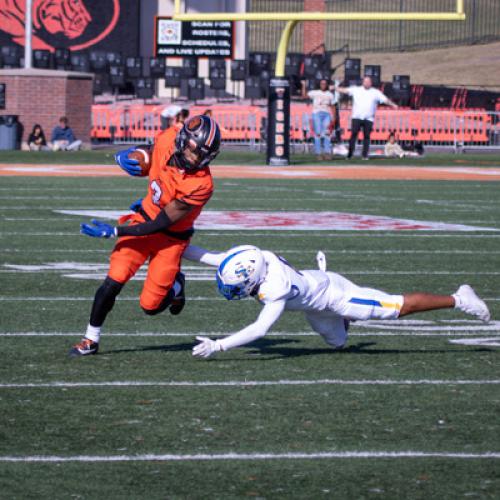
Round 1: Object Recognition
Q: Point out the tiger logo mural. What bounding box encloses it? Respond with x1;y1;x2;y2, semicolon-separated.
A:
0;0;120;51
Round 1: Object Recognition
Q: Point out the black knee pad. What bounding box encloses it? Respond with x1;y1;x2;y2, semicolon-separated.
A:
101;277;124;298
89;277;124;327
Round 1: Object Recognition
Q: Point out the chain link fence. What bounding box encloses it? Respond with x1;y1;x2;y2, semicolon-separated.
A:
248;0;500;52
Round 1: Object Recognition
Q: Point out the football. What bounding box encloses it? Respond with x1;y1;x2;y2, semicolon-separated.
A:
128;146;153;176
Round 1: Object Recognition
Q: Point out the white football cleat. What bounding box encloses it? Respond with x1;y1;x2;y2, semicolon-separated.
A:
453;285;490;322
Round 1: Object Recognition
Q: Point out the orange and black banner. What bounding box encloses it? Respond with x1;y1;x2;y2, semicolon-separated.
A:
0;0;139;55
267;78;291;166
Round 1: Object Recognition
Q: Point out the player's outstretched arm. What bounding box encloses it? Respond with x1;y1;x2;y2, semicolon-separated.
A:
183;245;226;267
193;300;286;358
81;199;193;239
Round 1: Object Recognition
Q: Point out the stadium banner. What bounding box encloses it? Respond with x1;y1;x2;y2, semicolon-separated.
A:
0;0;140;55
155;17;234;58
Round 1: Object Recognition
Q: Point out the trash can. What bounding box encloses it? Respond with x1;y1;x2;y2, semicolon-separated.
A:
0;115;19;150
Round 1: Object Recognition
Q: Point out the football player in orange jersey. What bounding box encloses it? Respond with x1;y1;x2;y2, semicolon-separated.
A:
70;115;221;356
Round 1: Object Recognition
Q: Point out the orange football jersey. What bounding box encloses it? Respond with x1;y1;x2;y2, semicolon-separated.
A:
141;127;213;232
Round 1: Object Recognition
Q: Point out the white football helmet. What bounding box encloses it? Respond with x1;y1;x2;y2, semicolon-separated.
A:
216;246;267;300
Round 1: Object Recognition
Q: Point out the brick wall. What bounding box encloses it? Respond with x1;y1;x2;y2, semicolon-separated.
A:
0;69;93;147
303;0;326;54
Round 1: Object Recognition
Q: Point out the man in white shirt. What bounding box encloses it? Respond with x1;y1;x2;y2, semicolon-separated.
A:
301;79;338;160
336;76;398;160
183;244;490;358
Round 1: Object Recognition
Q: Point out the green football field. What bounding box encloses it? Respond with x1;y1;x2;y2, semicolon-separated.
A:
0;157;499;498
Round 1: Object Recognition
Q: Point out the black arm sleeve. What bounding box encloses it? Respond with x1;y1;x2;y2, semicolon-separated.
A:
116;210;172;237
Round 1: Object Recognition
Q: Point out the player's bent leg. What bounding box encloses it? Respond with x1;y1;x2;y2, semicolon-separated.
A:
305;311;348;349
139;237;188;317
141;288;175;316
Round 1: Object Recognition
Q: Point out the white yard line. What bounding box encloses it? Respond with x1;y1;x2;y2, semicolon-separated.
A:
2;247;500;256
0;451;499;463
1;269;498;276
0;296;222;302
0;331;498;337
1;379;500;389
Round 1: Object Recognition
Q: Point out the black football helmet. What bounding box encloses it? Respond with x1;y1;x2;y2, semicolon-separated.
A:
174;115;221;170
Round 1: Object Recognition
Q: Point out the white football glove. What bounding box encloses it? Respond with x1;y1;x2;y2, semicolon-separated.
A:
192;336;222;358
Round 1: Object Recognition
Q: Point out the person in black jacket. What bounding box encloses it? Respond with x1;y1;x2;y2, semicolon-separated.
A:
28;124;50;151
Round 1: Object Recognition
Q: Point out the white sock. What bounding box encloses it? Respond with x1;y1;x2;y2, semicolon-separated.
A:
452;293;461;310
173;280;182;296
85;324;101;343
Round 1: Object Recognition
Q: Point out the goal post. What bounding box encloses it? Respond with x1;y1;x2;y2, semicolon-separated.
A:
172;0;466;165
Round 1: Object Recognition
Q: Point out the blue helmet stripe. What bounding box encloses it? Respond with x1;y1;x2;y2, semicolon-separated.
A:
218;249;250;275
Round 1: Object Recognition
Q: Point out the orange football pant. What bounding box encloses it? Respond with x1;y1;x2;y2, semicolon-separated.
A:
108;232;188;312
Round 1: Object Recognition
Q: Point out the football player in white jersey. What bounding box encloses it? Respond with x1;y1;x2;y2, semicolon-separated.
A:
183;245;490;358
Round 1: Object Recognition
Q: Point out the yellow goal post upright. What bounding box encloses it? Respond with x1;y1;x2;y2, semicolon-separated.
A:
173;1;466;166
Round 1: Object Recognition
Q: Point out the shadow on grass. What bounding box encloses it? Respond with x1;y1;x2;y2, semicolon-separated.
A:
103;338;492;358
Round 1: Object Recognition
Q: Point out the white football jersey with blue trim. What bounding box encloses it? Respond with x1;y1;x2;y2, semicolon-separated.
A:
258;251;332;312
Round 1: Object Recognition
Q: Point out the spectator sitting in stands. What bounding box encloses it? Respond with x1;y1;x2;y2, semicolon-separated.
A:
51;117;82;151
28;124;50;151
385;132;420;158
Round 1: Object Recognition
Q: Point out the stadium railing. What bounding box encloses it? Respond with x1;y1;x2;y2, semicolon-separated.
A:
91;105;500;150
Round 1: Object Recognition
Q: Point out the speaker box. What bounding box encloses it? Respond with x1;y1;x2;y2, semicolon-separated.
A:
109;65;125;87
70;53;90;72
303;54;325;78
1;45;21;68
54;48;70;70
230;60;246;81
249;52;271;76
345;58;361;81
285;52;302;77
106;52;122;67
182;58;198;78
245;76;263;99
189;78;204;100
165;66;182;87
364;65;381;87
135;78;155;99
392;75;411;105
33;50;52;69
125;57;142;79
93;74;111;95
149;57;166;78
89;51;108;72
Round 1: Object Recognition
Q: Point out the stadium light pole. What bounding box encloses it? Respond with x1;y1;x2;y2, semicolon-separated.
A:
24;0;33;69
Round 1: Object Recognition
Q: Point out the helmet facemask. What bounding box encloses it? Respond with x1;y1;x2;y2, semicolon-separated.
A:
174;115;221;171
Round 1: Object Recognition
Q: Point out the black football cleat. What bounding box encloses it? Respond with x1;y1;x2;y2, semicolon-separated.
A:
68;338;99;357
169;272;186;315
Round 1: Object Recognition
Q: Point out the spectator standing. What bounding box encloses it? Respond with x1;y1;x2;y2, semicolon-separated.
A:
28;124;50;151
336;77;398;160
302;79;337;160
51;117;82;151
160;105;182;131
